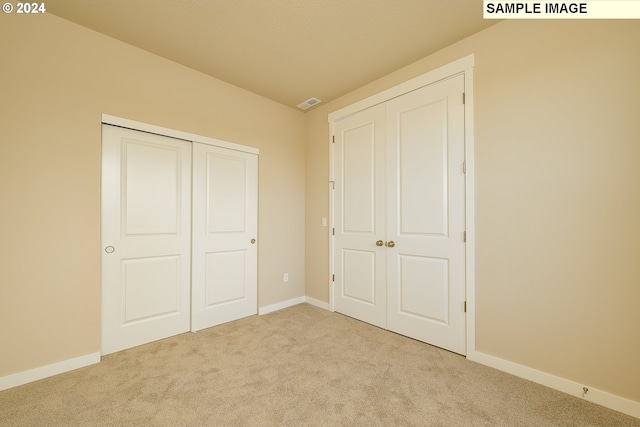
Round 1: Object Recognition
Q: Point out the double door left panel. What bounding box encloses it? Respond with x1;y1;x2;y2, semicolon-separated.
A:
101;125;192;355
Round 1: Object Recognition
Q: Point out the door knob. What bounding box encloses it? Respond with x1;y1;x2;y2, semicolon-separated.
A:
250;238;256;244
105;245;115;254
387;241;395;248
376;240;384;247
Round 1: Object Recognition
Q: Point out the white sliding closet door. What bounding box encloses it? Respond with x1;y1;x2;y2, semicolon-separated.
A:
101;125;192;355
102;120;259;354
191;143;258;331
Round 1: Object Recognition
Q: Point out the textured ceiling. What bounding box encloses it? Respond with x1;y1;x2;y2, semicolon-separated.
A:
47;0;496;110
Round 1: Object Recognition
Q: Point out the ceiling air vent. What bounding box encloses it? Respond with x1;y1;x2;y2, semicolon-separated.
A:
297;97;321;110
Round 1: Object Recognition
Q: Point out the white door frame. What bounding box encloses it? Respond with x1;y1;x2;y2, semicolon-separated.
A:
328;54;476;355
101;115;259;156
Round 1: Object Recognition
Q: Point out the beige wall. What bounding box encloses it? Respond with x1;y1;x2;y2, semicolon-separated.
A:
0;14;306;376
305;20;640;402
2;11;639;408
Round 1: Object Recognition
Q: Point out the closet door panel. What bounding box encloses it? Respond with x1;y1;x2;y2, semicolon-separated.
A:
191;143;258;332
101;125;191;355
386;75;467;355
333;105;387;329
397;99;448;236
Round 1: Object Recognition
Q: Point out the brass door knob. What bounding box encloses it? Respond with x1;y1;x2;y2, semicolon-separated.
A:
376;240;384;247
250;238;256;244
387;241;395;248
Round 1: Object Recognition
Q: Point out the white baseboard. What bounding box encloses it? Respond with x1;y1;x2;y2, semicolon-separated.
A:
467;350;640;420
2;298;325;392
304;296;331;311
0;352;101;392
258;296;306;315
258;296;331;315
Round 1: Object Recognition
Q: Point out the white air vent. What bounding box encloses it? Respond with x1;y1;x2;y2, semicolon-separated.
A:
297;97;321;110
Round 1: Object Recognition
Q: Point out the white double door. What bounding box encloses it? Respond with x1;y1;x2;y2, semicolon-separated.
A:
333;75;466;355
101;125;257;355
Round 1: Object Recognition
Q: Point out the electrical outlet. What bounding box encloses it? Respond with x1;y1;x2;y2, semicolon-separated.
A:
283;273;289;283
322;217;327;227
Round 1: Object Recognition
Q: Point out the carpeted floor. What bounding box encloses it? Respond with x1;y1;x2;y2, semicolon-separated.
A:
0;303;638;426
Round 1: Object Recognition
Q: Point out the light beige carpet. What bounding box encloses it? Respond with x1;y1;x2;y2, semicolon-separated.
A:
1;303;638;427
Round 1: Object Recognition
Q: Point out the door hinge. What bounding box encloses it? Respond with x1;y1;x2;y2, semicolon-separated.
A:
332;135;335;144
462;92;466;104
463;231;466;242
464;301;467;312
332;274;335;282
329;180;335;189
332;228;335;236
463;161;466;173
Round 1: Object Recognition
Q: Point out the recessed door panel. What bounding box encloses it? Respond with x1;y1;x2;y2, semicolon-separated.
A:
123;141;181;236
398;100;448;236
342;249;376;304
398;255;448;324
206;155;247;233
122;256;181;324
205;250;247;306
343;123;376;234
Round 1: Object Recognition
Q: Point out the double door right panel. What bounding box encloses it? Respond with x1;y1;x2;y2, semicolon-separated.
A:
333;75;466;355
